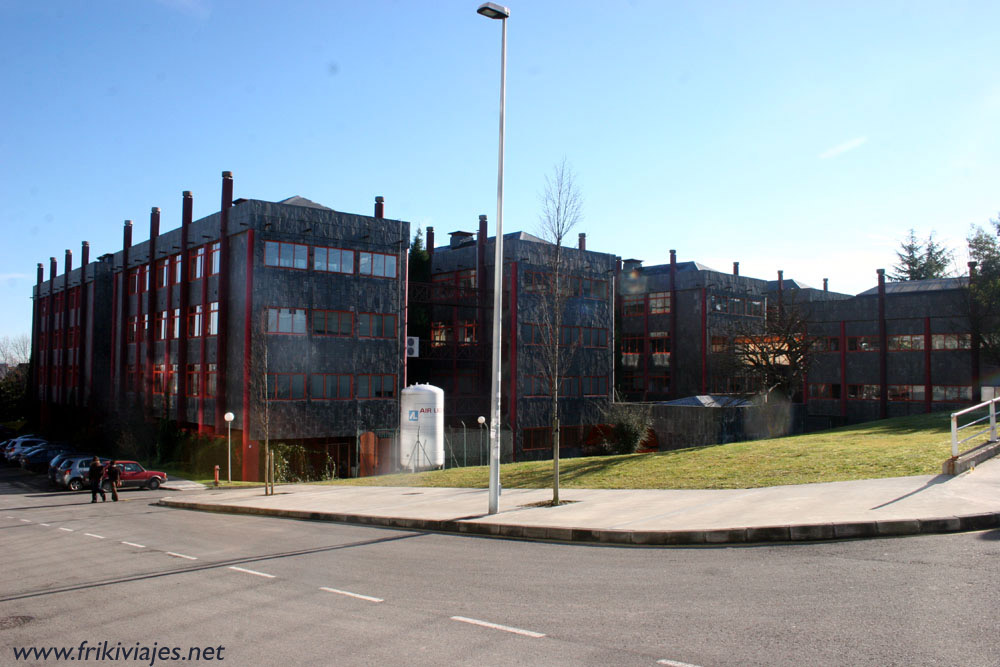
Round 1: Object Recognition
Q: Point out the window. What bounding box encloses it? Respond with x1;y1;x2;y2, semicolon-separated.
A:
847;336;879;352
171;308;180;339
127;315;142;343
623;337;643;354
813;337;840;353
582;376;608;396
356;374;396;399
186;364;200;397
311;374;351;400
208;242;221;275
153;364;166;394
931;333;972;350
932;385;973;402
358;313;396;338
267;307;307;334
359;251;397;278
710;294;729;313
649;292;670;314
525;376;549;397
266;373;306;400
711;336;728;354
651;335;671;354
888;334;925;351
206;363;218;397
523;428;550;451
127;269;140;295
522;323;548;345
809;383;842;399
580;278;607;300
156;260;170;288
313;310;352;336
582;327;607;347
314;246;354;274
888;385;925;402
207;301;219;336
458;321;477;344
559;326;578;346
431;322;453;347
264;241;308;269
523;271;550;294
623;295;644;316
155;311;169;341
729;297;745;316
746;299;765;317
560;377;579;397
187;305;203;338
168;364;178;396
171;254;182;283
189;246;205;280
847;384;880;400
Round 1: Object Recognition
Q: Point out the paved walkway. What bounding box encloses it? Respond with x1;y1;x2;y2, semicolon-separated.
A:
158;456;1000;545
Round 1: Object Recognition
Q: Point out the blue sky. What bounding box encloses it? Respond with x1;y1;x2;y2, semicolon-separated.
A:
2;0;999;339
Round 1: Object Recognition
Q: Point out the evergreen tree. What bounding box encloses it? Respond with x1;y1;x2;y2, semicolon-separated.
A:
891;229;953;281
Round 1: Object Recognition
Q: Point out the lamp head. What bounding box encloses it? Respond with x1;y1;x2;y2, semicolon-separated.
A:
477;2;510;19
224;412;235;423
477;415;486;425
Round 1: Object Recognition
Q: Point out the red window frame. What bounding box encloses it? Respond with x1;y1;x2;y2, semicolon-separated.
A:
189;246;205;281
623;295;644;316
358;313;396;339
312;309;352;336
358;251;398;278
208;242;221;276
265;373;307;400
311;374;352;400
266;307;307;335
313;246;354;274
649;292;670;314
356;374;396;399
187;305;203;338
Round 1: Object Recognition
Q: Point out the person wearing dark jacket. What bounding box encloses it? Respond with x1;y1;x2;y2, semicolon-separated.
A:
89;457;106;503
106;460;122;502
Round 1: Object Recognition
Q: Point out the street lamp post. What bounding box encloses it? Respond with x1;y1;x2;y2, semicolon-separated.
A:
224;411;235;482
477;1;509;516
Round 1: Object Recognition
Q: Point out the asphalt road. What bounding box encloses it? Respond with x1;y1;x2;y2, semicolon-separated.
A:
1;467;998;666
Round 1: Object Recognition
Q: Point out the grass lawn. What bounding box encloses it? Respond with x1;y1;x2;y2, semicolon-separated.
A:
319;411;962;490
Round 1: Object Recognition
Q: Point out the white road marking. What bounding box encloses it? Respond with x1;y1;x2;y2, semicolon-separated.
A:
166;552;197;560
59;527;74;532
39;523;51;527
450;616;545;638
19;519;31;523
84;533;105;539
319;587;384;603
657;659;703;667
121;541;146;548
228;566;275;579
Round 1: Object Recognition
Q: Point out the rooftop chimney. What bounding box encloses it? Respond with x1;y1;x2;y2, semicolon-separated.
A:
375;196;384;219
733;261;739;276
426;226;435;256
578;233;586;251
823;278;828;291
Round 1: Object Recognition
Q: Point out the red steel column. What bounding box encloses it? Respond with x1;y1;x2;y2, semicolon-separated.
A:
839;321;847;418
32;263;43;411
119;221;133;401
700;287;707;394
61;249;72;405
215;171;234;432
47;257;57;407
177;191;192;427
242;229;256;482
669;250;677;399
79;241;90;406
924;317;932;414
877;269;887;419
146;208;160;410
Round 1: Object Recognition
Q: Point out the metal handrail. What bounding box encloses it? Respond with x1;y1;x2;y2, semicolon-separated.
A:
951;396;999;457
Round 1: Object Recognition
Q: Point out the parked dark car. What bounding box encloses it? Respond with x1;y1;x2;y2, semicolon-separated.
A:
5;437;47;464
20;445;74;473
101;461;168;492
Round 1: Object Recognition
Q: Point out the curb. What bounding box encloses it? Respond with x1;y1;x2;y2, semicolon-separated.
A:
156;499;1000;546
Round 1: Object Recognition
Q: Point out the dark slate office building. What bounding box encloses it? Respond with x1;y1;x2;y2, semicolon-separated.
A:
407;222;618;459
32;172;409;480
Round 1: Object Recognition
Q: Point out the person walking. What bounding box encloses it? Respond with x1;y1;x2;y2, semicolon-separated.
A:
106;460;122;502
88;456;106;503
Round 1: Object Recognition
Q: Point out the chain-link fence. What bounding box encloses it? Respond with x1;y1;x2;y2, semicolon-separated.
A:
364;425;514;474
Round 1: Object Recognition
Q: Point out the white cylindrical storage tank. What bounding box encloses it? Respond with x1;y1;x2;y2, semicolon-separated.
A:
399;384;445;471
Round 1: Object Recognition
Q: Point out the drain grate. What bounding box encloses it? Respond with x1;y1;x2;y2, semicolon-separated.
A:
0;616;34;630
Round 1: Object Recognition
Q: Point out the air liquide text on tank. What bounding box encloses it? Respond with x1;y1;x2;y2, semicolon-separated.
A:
399;384;445;471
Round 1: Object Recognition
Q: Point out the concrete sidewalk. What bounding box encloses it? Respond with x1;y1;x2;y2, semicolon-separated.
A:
157;456;1000;545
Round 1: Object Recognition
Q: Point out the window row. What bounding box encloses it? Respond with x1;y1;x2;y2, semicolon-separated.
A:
129;363;218;397
127;303;219;342
260;373;397;400
808;383;973;402
709;294;765;317
524;375;609;397
128;243;221;295
265;308;397;339
264;241;398;279
814;333;974;353
522;271;609;300
521;323;609;348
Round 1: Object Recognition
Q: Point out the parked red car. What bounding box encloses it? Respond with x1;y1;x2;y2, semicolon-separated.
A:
100;461;168;492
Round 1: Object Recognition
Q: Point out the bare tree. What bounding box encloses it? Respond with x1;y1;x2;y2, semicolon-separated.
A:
536;159;583;505
0;334;31;366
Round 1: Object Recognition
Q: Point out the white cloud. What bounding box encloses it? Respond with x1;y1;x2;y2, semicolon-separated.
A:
819;136;867;160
